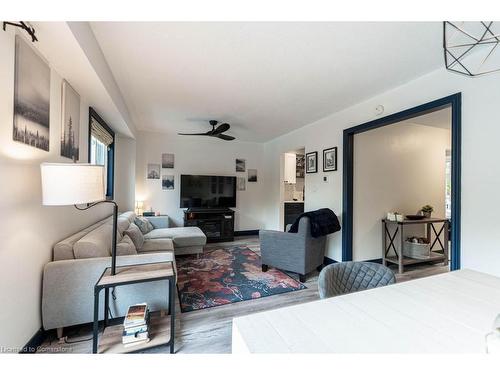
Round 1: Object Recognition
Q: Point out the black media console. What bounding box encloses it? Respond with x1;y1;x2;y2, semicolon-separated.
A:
184;208;235;243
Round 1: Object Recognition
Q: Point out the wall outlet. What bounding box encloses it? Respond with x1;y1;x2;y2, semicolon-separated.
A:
323;176;328;182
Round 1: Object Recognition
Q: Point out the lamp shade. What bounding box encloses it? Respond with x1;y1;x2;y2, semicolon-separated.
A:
41;163;105;206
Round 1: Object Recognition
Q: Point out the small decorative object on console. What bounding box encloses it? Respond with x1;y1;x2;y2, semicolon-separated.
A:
406;214;425;220
421;205;434;218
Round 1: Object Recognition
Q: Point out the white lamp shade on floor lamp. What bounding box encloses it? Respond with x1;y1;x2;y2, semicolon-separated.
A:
41;163;106;206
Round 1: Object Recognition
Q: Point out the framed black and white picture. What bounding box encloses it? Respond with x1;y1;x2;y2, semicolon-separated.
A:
236;158;246;172
162;175;174;190
147;164;160;179
162;153;174;168
248;169;257;182
296;154;305;178
61;80;80;161
323;147;337;172
305;151;318;173
13;35;50;151
237;176;246;191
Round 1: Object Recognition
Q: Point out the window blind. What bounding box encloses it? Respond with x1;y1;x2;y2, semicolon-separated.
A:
90;117;114;147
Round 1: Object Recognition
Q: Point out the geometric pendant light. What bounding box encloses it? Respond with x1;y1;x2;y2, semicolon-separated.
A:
444;21;500;77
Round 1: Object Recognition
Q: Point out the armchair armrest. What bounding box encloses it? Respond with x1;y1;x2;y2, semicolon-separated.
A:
259;229;298;242
259;229;306;273
259;229;305;254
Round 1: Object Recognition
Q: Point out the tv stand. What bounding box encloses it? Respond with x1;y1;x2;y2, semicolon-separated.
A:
184;208;235;243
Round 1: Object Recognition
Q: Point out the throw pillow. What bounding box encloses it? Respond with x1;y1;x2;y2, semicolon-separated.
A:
116;234;137;256
123;222;145;250
134;216;154;234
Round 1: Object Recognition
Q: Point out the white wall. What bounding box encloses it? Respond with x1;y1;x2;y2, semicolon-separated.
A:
353;123;451;261
264;64;500;276
0;30;135;349
135;131;266;230
114;135;136;212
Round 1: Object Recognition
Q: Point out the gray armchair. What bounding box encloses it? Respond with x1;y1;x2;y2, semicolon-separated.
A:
259;217;326;282
318;261;396;299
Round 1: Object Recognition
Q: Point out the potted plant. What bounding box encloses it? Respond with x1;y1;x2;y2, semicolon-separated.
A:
421;205;434;218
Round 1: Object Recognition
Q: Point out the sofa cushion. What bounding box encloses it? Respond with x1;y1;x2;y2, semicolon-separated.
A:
53;217;110;260
117;217;131;236
134;217;154;234
116;235;137;256
140;238;174;253
144;227;206;247
124;222;144;249
120;211;136;223
73;224;113;259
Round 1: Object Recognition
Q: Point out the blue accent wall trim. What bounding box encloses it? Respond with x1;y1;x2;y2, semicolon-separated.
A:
342;93;461;271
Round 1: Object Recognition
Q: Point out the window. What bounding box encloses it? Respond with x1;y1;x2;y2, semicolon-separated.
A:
88;108;115;199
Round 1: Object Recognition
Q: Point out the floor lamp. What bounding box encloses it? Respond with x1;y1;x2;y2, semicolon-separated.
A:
40;163;119;275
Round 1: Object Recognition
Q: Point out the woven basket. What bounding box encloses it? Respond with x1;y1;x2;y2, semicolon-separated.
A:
403;241;431;259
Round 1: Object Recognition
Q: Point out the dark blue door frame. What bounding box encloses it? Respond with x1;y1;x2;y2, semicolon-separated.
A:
342;93;461;271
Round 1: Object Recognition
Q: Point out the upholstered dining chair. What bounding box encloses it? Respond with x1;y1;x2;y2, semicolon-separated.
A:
318;261;396;299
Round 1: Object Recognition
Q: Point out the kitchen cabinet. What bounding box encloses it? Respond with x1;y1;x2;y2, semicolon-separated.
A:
284;152;297;184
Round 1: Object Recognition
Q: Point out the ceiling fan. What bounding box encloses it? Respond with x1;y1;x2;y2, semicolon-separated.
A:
178;120;235;141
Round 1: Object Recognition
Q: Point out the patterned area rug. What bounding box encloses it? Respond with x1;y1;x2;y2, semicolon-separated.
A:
176;245;306;312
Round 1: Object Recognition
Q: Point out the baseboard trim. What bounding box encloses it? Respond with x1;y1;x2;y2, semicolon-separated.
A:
323;257;383;265
323;256;338;265
234;230;259;237
365;258;383;264
20;327;47;354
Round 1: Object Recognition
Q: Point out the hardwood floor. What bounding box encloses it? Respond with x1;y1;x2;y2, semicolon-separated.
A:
38;236;449;354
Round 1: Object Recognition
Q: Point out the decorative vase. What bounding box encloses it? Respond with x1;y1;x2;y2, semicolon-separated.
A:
422;211;431;218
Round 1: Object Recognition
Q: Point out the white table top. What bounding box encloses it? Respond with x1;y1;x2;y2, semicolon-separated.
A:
232;269;500;353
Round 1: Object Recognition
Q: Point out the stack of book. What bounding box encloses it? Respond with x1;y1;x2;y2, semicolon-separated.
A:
122;303;150;347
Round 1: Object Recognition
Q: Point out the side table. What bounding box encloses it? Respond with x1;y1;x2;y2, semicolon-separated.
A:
92;261;176;354
382;218;449;274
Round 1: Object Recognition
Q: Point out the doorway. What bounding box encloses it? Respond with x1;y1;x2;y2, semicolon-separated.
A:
342;93;461;271
280;148;305;231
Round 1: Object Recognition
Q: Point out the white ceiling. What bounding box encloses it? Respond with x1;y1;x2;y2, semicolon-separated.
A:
90;22;445;142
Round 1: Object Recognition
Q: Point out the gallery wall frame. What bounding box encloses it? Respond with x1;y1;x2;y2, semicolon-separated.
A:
305;151;318;173
323;147;337;172
12;35;50;152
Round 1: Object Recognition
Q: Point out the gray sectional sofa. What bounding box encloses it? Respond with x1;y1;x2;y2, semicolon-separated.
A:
42;211;206;334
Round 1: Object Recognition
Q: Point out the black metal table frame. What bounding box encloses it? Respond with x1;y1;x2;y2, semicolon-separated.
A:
382;219;449;274
92;262;176;354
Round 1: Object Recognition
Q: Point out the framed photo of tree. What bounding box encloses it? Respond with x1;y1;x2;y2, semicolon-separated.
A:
323;147;337;172
305;151;318;174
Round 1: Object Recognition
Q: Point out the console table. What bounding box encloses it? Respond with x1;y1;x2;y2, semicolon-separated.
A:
382;217;449;273
184;208;234;243
92;261;176;354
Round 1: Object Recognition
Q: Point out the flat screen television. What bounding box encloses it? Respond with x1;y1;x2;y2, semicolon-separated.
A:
180;175;236;208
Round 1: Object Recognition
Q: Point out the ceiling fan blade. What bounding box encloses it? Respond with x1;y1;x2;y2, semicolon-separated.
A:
178;132;210;136
217;134;235;141
212;123;230;135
